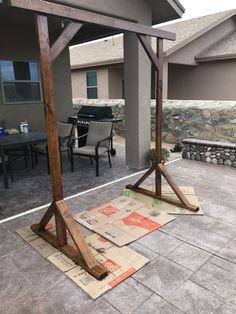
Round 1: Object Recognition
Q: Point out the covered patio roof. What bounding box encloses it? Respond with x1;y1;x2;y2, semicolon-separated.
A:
1;0;184;44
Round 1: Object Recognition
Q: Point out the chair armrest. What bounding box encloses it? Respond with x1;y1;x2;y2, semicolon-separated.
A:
96;135;112;148
71;133;88;144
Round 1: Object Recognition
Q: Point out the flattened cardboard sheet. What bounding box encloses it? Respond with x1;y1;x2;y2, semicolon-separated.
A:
67;244;148;299
74;196;144;231
75;196;174;246
122;186;203;215
16;225;149;299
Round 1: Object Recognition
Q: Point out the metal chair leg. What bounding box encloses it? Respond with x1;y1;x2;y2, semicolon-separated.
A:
108;150;112;168
89;157;93;165
70;147;74;172
95;157;99;176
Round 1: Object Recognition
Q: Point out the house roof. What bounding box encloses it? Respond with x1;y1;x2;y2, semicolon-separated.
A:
196;30;236;62
70;9;236;69
161;9;236;56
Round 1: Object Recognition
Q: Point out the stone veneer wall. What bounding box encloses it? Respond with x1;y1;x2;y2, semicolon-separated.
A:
182;139;236;168
73;99;236;144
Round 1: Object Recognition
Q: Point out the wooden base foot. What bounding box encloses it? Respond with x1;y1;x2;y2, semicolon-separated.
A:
126;185;199;212
31;224;107;280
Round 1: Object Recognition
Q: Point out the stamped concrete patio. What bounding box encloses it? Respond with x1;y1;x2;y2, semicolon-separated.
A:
0;144;236;313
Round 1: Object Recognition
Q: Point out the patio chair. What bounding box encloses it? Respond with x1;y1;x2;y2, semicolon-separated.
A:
31;122;74;173
70;121;112;176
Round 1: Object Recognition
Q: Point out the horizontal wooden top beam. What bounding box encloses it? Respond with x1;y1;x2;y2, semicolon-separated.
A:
10;0;176;41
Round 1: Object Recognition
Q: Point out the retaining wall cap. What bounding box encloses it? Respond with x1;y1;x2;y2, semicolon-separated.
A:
182;138;236;148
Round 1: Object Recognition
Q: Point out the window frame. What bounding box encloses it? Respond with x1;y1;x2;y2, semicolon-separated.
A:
0;60;43;105
86;70;98;99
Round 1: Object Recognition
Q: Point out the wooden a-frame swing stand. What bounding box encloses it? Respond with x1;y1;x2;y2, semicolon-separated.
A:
10;0;199;280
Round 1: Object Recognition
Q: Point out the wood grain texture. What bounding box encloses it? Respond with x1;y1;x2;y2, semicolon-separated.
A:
33;14;106;277
50;22;83;61
56;200;97;269
137;34;160;71
31;224;108;280
157;163;198;210
10;0;176;40
133;164;155;188
126;185;199;212
155;39;163;196
36;14;63;202
37;202;55;231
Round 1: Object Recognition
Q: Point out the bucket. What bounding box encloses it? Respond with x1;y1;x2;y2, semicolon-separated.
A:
20;121;29;134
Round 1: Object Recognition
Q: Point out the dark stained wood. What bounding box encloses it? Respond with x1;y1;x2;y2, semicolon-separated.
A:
155;38;163;196
56;200;97;269
133;164;155;188
31;224;108;280
55;210;67;247
36;14;63;202
10;0;176;40
157;163;195;208
137;34;160;71
32;14;108;279
128;37;199;213
51;22;83;62
126;185;199;212
37;202;55;231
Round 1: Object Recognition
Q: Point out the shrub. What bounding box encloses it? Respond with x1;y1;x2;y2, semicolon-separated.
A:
147;148;170;164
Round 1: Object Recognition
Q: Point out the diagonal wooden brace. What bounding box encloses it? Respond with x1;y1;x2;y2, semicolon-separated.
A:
126;163;199;213
31;200;108;280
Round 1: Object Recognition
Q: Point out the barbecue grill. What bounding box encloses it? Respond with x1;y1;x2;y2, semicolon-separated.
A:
68;105;121;155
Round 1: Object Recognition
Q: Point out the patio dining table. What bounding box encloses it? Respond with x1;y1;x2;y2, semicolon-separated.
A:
0;131;46;189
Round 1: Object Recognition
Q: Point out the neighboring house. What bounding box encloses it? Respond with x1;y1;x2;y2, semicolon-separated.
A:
0;0;184;169
70;9;236;101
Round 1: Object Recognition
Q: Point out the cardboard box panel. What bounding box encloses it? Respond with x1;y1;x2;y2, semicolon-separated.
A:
48;252;77;272
122;186;203;215
16;225;39;242
17;223;149;300
29;237;58;257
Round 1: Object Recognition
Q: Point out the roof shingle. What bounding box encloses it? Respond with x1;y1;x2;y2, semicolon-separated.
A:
70;9;236;68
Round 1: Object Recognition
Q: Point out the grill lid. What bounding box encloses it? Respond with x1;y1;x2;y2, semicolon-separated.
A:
78;106;113;120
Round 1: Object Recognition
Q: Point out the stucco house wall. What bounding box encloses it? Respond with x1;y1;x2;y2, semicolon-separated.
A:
108;66;124;99
71;67;110;99
71;65;124;99
0;7;73;131
70;10;236;102
168;59;236;100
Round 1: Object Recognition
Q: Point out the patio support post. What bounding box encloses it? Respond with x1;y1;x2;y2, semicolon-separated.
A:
124;32;151;169
30;14;107;280
126;36;199;213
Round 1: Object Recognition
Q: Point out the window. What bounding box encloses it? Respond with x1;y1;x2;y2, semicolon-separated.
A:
86;71;97;99
0;60;42;104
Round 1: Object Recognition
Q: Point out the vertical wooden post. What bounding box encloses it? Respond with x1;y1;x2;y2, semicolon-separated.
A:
36;15;63;202
155;38;163;196
36;14;67;245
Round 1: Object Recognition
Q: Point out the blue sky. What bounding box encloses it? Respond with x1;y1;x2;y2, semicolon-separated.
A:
180;0;236;19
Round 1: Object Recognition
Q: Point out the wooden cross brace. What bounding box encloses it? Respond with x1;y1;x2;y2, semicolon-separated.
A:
32;200;107;279
126;35;199;213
